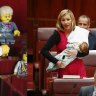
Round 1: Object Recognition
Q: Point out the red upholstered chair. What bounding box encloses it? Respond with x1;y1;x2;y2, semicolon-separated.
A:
36;28;57;90
1;77;12;96
11;75;27;96
36;27;56;61
82;50;96;77
1;75;25;96
0;58;18;75
27;63;35;90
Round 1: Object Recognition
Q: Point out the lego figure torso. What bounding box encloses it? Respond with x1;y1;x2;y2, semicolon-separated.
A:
0;22;18;44
14;61;27;76
0;22;18;33
14;53;27;77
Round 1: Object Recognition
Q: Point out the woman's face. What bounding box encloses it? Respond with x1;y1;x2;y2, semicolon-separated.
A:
61;14;72;31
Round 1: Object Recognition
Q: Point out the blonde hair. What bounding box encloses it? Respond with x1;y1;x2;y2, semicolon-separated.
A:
0;6;13;16
56;9;76;31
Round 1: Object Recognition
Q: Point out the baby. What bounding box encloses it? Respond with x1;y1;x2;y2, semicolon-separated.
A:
46;42;89;71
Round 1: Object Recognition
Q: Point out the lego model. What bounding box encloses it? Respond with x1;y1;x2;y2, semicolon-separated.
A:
0;6;20;44
14;53;27;76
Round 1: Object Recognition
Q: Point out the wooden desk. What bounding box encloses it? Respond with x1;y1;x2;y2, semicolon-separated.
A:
49;78;94;96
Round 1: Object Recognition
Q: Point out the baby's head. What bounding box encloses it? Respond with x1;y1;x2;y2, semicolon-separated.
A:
79;42;89;53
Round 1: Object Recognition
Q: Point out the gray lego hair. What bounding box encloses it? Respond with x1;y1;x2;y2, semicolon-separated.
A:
0;6;13;16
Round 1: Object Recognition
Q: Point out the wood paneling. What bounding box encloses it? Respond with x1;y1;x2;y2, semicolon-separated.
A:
27;0;96;61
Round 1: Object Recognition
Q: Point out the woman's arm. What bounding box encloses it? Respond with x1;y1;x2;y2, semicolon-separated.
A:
41;30;60;64
66;49;89;57
77;50;89;57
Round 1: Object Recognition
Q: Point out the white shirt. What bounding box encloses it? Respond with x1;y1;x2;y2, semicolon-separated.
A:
68;26;89;45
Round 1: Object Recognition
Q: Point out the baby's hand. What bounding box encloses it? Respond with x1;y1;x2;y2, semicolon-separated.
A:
66;49;78;57
60;63;65;68
57;61;65;68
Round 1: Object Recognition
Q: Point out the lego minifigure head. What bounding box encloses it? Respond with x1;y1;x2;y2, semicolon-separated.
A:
22;53;27;62
0;6;13;22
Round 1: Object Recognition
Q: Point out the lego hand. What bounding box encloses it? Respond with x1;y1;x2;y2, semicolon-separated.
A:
14;30;20;36
22;68;27;72
13;72;17;75
1;44;10;57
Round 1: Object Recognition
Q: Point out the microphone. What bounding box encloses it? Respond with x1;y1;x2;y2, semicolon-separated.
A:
70;83;77;94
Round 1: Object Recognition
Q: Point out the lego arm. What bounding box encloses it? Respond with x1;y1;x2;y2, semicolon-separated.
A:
12;22;20;36
14;61;21;75
14;30;20;36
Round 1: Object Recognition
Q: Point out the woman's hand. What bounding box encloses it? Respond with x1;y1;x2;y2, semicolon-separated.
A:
66;49;78;57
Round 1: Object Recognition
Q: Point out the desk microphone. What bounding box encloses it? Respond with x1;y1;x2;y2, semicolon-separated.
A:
70;83;77;94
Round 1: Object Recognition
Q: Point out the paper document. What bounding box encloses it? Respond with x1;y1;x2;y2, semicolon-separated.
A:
63;75;80;79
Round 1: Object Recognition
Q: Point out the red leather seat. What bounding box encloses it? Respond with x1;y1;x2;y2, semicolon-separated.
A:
27;63;35;90
0;58;18;75
36;28;57;90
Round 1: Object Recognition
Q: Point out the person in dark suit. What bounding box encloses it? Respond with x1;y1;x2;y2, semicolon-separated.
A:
78;15;96;50
78;71;96;96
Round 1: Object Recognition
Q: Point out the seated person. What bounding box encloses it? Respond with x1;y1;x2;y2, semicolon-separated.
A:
78;70;96;96
47;42;89;71
78;15;96;50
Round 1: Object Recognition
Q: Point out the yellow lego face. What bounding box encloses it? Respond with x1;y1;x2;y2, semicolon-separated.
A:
1;14;12;22
23;54;27;62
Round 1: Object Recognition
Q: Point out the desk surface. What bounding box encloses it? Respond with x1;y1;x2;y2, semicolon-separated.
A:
54;78;94;82
52;78;94;94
